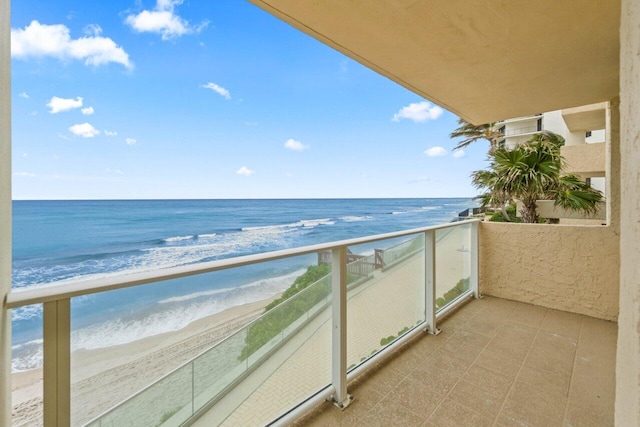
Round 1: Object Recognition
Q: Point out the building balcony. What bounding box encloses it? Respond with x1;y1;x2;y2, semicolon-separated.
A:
8;219;619;426
295;296;616;426
561;142;606;177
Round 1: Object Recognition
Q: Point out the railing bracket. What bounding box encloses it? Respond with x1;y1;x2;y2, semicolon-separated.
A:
328;393;354;410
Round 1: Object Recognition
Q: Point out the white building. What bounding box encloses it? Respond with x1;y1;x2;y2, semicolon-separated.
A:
497;103;607;194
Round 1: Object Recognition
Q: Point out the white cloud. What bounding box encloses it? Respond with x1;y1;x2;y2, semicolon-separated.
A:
14;172;36;178
236;166;255;176
18;92;29;98
83;24;102;37
452;149;465;158
47;96;83;114
125;0;209;41
11;20;132;69
69;122;100;138
81;106;94;115
284;138;309;151
104;130;118;136
202;82;231;100
424;146;447;157
392;101;444;123
125;138;137;145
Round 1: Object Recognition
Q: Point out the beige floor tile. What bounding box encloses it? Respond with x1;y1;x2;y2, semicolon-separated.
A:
426;397;494;427
564;401;614;427
472;348;522;379
411;364;463;395
344;385;383;419
516;364;571;398
508;304;548;328
540;309;583;340
502;381;568;425
361;365;407;397
359;396;427;427
448;378;508;418
294;298;615;427
461;314;504;338
386;376;442;418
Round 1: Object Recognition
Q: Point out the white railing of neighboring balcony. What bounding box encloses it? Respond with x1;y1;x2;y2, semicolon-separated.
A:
6;218;481;427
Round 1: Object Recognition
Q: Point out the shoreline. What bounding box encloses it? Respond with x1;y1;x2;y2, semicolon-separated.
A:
12;292;282;426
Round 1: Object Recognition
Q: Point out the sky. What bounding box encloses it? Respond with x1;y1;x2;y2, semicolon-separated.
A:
10;0;491;200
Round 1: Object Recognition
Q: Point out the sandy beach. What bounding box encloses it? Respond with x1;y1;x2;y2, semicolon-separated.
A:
11;293;282;427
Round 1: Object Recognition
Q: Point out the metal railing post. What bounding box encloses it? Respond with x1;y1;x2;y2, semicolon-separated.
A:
43;299;71;427
329;247;352;409
424;230;440;335
470;221;481;298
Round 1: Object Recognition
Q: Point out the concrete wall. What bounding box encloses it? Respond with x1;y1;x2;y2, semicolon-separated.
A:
479;222;619;321
615;0;640;424
561;142;606;177
544;110;585;146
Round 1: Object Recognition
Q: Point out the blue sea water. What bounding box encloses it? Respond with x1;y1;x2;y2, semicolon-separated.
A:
11;198;473;371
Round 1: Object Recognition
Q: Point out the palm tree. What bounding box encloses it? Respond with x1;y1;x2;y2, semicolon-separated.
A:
474;131;603;223
449;118;504;151
471;168;512;221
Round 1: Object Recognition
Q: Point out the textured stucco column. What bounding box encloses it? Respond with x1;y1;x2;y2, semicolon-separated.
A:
605;98;621;232
616;0;640;424
0;0;11;425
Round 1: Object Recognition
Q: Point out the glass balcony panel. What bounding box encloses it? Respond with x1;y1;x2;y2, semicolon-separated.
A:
435;224;471;312
11;303;43;427
88;362;194;427
70;254;319;426
219;253;332;425
346;234;425;371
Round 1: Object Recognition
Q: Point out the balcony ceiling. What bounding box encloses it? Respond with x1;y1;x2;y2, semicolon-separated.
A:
561;102;608;131
249;0;620;125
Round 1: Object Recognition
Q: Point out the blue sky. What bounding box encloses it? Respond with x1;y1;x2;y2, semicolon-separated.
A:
11;0;490;200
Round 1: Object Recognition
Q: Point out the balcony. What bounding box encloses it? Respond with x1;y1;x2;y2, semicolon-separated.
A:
294;296;616;426
561;142;606;177
7;218;619;426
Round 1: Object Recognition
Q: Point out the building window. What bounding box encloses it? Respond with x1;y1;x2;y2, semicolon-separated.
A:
586;131;592;137
586;177;592;187
537;118;543;131
498;126;505;135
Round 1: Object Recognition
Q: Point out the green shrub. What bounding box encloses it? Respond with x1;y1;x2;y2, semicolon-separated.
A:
157;407;180;426
239;264;331;361
435;277;470;310
488;205;521;222
380;335;396;346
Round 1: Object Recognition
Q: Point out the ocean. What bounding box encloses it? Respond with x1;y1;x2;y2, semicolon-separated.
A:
11;198;474;372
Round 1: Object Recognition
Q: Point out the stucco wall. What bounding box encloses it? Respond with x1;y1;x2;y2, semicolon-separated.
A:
561;142;606;177
616;0;640;424
479;222;619;321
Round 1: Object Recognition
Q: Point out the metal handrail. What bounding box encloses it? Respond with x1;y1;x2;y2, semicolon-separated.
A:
6;219;481;309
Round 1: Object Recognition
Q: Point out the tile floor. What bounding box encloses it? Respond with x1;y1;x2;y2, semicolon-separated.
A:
294;296;616;427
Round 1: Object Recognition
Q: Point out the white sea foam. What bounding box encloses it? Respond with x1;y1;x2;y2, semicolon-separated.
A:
420;206;441;211
242;218;335;231
164;235;194;242
11;340;43;372
11;223;305;311
11;268;307;372
340;215;373;222
391;211;408;215
197;233;217;239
